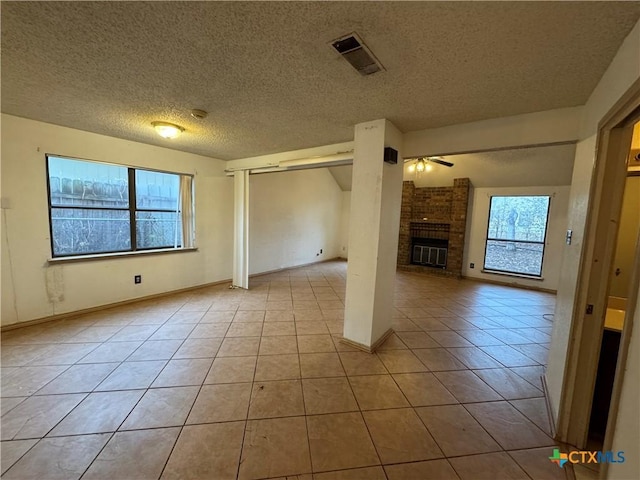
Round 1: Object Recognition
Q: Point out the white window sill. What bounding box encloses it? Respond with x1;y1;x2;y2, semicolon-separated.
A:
481;269;544;281
48;247;198;264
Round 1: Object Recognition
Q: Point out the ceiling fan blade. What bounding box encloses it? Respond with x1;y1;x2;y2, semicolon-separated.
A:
428;158;454;167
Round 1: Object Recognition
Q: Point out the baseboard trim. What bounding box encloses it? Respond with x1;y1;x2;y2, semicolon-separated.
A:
249;257;344;279
461;274;557;294
1;257;347;332
340;328;394;354
0;278;233;332
541;371;558;439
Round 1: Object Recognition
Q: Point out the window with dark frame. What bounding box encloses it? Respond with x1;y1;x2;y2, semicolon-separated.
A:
483;195;551;277
46;155;194;258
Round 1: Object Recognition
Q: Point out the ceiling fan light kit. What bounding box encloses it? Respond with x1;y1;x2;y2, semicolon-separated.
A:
405;156;454;175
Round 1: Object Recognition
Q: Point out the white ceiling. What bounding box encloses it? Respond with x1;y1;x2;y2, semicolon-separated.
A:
2;2;639;160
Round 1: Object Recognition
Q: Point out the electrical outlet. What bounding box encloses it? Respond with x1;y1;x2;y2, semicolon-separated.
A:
320;249;323;254
134;275;142;284
470;263;475;269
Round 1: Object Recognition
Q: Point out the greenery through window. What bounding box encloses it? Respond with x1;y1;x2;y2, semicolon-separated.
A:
483;195;550;277
47;155;194;257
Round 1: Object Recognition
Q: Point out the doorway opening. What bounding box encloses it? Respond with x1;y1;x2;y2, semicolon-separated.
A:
587;125;640;452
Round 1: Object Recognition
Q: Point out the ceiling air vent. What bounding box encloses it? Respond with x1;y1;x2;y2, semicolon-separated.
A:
331;33;384;76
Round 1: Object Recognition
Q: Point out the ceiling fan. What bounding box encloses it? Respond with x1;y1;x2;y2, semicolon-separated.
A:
404;156;454;173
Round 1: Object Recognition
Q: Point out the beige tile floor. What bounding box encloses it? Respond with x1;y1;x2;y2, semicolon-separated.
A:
0;260;570;479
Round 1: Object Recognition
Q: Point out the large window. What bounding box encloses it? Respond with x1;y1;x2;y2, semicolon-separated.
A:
47;155;194;257
483;195;551;277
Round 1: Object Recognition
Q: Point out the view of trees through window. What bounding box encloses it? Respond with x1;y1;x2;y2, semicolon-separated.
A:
47;156;184;257
483;195;551;276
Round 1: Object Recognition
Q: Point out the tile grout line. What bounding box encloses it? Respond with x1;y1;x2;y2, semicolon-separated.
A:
297;279;316;477
336;345;386;472
234;278;271;480
156;304;238;479
78;296;196;479
1;263;562;479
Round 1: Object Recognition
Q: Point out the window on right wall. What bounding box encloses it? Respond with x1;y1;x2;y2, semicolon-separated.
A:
483;195;551;277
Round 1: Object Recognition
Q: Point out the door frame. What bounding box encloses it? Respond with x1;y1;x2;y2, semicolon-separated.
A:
556;78;640;456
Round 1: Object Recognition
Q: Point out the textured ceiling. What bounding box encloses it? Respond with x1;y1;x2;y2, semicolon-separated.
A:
2;2;640;160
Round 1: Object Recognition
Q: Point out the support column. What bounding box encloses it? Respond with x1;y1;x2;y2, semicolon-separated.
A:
232;170;249;289
343;119;404;351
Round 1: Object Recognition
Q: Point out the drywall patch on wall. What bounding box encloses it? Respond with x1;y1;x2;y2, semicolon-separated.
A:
2;207;20;321
45;264;65;305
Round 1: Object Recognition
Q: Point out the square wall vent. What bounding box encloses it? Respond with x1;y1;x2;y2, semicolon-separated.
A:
331;32;384;76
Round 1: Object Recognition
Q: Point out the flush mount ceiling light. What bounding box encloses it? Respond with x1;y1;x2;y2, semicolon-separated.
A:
152;121;184;139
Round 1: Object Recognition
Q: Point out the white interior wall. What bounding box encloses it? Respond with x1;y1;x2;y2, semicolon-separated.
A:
545;137;597;420
609;176;640;298
542;19;640;469
248;169;342;274
463;186;570;291
404;144;576;189
1;114;234;327
339;191;351;258
404;107;581;157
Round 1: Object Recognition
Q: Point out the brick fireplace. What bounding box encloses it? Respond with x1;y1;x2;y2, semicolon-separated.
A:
397;178;471;276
